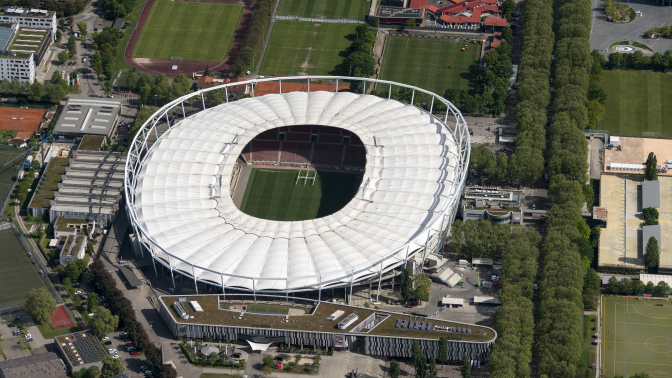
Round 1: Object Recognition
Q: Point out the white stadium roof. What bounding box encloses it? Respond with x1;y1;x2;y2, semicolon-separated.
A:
128;87;467;292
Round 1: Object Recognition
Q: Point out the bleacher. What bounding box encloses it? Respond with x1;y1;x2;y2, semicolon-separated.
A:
241;126;366;169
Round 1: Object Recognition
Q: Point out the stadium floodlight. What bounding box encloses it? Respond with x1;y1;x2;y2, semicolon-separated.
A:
124;76;470;298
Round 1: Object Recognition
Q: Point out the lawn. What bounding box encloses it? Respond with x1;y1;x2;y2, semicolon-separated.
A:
0;149;24;208
601;296;672;378
0;229;47;307
277;0;369;20
132;0;243;61
36;321;81;339
379;37;481;95
259;21;358;76
600;70;672;139
239;168;362;221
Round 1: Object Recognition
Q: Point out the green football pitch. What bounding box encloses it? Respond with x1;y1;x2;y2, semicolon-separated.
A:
601;296;672;378
600;70;672;139
132;0;243;62
239;168;362;221
379;37;481;95
0;229;46;307
277;0;369;20
259;21;358;76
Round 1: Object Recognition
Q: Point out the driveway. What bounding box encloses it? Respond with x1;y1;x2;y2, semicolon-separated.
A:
590;0;672;54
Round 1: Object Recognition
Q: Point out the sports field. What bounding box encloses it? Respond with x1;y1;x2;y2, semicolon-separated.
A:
239;168;362;221
600;71;672;139
0;149;24;207
0;229;46;307
379;37;481;95
601;296;672;378
277;0;369;20
132;0;243;61
259;21;358;76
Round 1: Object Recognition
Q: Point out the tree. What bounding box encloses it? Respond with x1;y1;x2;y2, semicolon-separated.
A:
428;358;437;378
263;355;274;368
58;51;69;64
438;337;448;367
261;366;273;378
56;30;62;43
44;82;66;104
411;341;422;370
470;145;496;177
68;36;77;57
65;258;88;281
28;82;44;102
406;19;416;31
204;65;210;76
643;207;659;225
645;152;658;181
401;268;412;301
413;274;431;302
460;355;471;377
101;356;124;377
414;356;425;378
646;281;656;294
501;26;512;42
606;276;620;294
655;281;671;296
619;278;632;295
346;52;376;77
67;15;74;26
77;23;88;38
389;360;400;378
645;236;660;269
25;287;56;324
89;293;99;311
126;72;139;92
90;307;119;339
372;18;379;28
632;280;645;294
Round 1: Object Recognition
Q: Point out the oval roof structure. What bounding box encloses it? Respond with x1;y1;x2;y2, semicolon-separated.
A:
131;91;464;291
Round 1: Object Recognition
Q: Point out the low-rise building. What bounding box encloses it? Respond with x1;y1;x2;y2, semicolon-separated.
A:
0;352;66;378
461;185;524;224
53;98;122;142
54;332;107;372
59;233;87;266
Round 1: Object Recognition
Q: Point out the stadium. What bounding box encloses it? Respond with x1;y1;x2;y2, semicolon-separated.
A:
125;77;469;295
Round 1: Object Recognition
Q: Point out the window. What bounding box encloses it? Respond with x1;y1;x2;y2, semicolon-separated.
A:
311;134;317;143
279;132;286;142
343;136;350;145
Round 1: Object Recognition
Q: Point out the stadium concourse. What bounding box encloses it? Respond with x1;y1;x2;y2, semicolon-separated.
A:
125;77;469;295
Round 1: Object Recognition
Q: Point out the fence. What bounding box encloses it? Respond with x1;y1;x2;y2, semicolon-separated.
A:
274;15;364;24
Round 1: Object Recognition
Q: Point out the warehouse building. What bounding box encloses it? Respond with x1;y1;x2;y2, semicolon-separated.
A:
53;98;122;141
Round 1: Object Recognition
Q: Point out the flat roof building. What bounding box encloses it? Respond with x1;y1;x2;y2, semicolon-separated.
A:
461;185;524;224
642;180;660;209
54;332;107;372
0;352;66;378
605;137;672;176
53;98;122;141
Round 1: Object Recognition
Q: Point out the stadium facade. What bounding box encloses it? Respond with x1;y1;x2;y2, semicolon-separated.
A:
125;77;470;295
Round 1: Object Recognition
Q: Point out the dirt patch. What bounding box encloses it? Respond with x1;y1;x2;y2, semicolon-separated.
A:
299;47;313;75
314;23;321;27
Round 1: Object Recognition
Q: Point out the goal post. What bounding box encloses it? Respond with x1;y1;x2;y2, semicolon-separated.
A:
171;56;182;61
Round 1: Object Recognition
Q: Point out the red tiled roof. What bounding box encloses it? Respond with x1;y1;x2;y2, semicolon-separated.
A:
437;0;497;14
196;76;214;89
491;32;502;49
409;0;426;7
436;0;502;25
484;17;506;26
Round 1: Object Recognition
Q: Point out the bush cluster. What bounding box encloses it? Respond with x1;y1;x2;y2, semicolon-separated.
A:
89;259;177;378
230;0;274;77
510;0;553;183
607;49;672;71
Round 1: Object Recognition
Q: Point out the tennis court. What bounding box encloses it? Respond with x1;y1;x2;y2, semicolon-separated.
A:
0;149;25;208
601;296;672;378
50;305;75;330
0;229;46;307
0;107;46;133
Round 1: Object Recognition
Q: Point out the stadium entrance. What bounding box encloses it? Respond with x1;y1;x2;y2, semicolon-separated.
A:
234;126;365;221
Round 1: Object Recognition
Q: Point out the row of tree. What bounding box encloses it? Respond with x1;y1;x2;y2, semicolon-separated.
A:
605;276;671;296
345;24;377;79
89;259;177;378
468;145;517;183
510;0;553;183
229;0;274;77
126;72;191;105
587;50;607;128
607;49;672;71
536;176;588;377
90;27;125;80
486;227;540;378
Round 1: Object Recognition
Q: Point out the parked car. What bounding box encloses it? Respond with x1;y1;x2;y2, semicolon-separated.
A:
491;275;499;282
140;366;148;371
126;342;136;347
131;350;138;355
74;291;82;295
123;339;131;343
8;323;16;327
113;355;120;359
109;349;116;354
102;337;109;341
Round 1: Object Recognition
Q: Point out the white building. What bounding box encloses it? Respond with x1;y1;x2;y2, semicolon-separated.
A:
0;7;56;41
0;50;36;83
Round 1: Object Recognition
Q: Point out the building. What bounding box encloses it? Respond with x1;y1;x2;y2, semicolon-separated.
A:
377;6;424;25
126;81;469;294
604;136;672;176
159;295;496;362
52;98;122;142
7;137;26;147
0;7;57;41
54;332;107;372
598;174;671;273
59;233;87;266
0;24;50;83
0;352;66;378
410;0;504;29
53;217;95;266
112;18;125;31
461;185;524;224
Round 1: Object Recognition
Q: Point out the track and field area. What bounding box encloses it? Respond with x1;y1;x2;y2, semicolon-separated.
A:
0;229;46;307
379;37;481;95
600;71;672;139
277;0;369;20
601;296;672;378
239;168;362;221
132;0;243;61
259;21;358;76
0;149;25;208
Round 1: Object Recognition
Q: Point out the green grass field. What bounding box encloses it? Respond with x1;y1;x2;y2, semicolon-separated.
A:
132;0;243;61
239;168;362;221
277;0;369;20
259;21;358;76
0;149;24;208
601;296;672;378
600;70;672;139
0;229;46;307
379;37;481;95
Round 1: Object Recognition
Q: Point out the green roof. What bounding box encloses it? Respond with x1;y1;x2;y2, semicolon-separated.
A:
8;28;47;55
29;158;68;209
160;296;496;342
78;135;105;151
